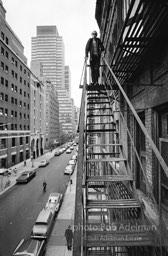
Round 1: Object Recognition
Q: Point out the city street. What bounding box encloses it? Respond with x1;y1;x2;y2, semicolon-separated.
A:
0;148;76;256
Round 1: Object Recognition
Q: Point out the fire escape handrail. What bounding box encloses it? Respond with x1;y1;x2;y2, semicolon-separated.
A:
73;59;87;256
103;57;168;180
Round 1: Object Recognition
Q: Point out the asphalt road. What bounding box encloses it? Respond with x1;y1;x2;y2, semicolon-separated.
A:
0;148;76;256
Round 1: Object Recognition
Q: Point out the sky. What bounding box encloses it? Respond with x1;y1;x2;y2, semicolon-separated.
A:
3;0;99;108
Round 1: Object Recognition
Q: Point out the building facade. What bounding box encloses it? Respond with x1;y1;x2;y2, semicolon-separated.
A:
30;74;45;159
31;60;59;149
31;26;65;90
95;0;168;254
45;81;59;149
0;1;30;168
57;89;75;135
64;65;71;97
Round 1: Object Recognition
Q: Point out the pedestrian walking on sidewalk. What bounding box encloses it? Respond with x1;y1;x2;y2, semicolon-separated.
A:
65;225;73;250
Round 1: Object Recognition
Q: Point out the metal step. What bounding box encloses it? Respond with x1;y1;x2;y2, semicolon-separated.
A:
87;199;140;209
87;97;108;100
87;123;115;126
87;84;112;91
87;101;110;105
87;108;112;111
87;114;112;117
87;175;133;182
87;157;126;163
87;143;121;147
87;129;117;133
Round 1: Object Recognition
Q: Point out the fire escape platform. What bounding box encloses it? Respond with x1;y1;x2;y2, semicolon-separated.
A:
87;157;126;163
86;199;140;209
86;175;133;182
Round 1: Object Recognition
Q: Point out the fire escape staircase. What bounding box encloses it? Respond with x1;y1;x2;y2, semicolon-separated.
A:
73;58;168;256
83;85;153;255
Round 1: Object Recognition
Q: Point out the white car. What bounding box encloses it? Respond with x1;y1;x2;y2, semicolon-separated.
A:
69;146;74;150
71;154;78;161
45;192;63;217
68;159;76;166
66;149;71;154
64;165;74;175
39;160;49;167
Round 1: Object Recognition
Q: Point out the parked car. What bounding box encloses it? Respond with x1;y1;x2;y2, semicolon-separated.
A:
76;147;78;152
31;209;54;239
12;238;46;256
54;150;61;156
68;159;76;166
45;192;63;217
39;160;49;167
69;146;74;150
66;149;71;154
16;170;36;183
0;168;9;176
73;143;77;146
71;153;78;161
64;165;74;175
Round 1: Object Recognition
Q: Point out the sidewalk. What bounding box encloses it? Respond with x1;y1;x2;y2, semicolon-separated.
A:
0;149;59;196
45;166;77;256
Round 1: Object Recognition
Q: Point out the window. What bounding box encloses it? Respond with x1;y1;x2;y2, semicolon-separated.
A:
19;124;22;130
11;84;14;91
24;69;26;74
1;62;4;70
15;111;17;117
20;77;22;83
5;94;8;102
11;70;14;77
20;65;22;71
6;37;9;45
15;86;17;92
5;65;8;73
5;79;8;87
5;51;8;59
11;97;14;104
1;32;4;40
24;102;26;108
20;113;22;119
20;137;23;145
1;139;6;149
1;47;4;55
27;94;29;98
24;80;26;86
15;124;17;130
11;57;14;64
26;136;29;144
24;91;26;97
27;83;30;88
27;104;29;109
11;110;14;117
4;109;8;116
0;93;4;100
11;124;14;130
15;73;18;79
20;89;22;95
1;77;4;85
15;98;17;105
20;101;22;107
0;108;3;115
15;60;18;67
12;138;16;147
24;114;26;119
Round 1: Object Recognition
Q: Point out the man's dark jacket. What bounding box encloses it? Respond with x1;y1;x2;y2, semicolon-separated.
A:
85;38;104;60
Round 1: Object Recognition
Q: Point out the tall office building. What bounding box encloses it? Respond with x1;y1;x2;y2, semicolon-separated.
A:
31;26;65;90
64;65;71;97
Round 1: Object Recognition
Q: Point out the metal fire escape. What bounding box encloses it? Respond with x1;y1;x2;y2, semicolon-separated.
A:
72;2;168;255
73;56;168;255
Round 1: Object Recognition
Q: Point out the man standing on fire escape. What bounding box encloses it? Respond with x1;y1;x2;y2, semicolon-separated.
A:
85;30;105;84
